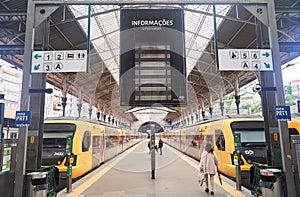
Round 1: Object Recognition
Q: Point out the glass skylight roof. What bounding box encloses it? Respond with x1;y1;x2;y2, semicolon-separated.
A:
69;4;231;84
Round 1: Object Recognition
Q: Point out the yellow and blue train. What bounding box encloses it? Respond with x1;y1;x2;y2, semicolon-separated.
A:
42;117;146;179
165;114;300;186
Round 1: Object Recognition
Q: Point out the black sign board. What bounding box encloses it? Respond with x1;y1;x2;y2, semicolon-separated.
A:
120;9;187;106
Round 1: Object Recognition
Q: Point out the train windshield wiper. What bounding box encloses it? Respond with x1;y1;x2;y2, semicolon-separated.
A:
242;142;265;147
43;144;65;148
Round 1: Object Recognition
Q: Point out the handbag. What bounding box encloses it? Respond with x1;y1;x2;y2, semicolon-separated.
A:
198;172;205;186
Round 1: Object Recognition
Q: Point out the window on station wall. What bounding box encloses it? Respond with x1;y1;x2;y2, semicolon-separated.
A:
215;129;225;151
82;131;91;152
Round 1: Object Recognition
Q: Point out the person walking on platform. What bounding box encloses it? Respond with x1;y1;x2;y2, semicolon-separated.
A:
199;143;218;195
158;138;164;155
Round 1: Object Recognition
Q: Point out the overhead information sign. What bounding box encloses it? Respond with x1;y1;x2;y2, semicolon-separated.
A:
31;50;87;73
218;49;273;71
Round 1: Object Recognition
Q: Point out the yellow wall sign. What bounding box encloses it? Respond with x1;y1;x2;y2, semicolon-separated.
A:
30;136;35;144
273;133;279;142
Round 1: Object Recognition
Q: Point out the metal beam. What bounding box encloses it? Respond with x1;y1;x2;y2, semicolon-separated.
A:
0;44;45;55
0;11;27;16
33;0;269;5
279;42;300;52
276;8;300;13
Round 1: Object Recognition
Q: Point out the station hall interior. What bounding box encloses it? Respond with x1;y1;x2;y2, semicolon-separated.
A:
1;0;300;197
0;0;299;131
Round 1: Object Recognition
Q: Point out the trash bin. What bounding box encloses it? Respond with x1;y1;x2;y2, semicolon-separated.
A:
27;172;48;197
260;168;283;197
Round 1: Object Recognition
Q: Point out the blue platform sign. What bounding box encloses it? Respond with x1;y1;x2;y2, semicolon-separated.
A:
15;111;31;126
275;106;291;121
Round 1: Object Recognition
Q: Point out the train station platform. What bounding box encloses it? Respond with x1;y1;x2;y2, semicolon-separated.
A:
57;140;252;197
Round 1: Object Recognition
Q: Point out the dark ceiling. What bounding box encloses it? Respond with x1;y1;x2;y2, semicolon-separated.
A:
0;0;300;123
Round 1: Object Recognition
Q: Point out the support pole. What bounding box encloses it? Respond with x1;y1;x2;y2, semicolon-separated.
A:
235;151;242;191
66;153;72;193
62;76;68;117
14;1;34;196
150;124;155;179
201;110;205;120
220;102;224;116
265;2;296;196
209;106;213;119
234;95;240;115
62;97;67;117
0;103;4;141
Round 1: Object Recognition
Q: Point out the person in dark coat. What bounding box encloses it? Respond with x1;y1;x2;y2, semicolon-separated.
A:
158;138;164;155
147;141;151;154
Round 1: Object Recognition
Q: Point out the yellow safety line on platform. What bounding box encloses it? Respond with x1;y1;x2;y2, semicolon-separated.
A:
65;143;139;197
177;150;248;197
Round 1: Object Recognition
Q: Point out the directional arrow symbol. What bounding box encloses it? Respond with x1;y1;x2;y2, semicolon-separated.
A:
34;64;41;70
34;54;42;59
264;62;270;68
262;52;270;58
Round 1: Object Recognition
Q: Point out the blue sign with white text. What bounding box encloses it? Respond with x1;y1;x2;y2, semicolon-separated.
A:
275;106;291;121
15;111;31;126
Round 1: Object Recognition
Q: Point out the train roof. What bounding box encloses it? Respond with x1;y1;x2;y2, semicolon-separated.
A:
202;114;262;123
173;114;263;130
44;116;121;129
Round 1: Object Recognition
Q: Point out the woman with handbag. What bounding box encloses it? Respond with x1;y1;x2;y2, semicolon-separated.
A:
199;143;219;195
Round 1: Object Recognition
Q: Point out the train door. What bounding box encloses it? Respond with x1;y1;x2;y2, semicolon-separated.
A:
100;134;105;163
92;136;101;168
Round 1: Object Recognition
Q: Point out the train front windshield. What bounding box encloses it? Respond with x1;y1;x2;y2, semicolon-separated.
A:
42;123;76;166
231;121;268;164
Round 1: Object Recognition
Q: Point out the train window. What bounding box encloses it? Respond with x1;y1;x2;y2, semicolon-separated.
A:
231;121;265;143
44;123;76;133
289;128;299;135
43;123;76;149
215;130;225;151
205;135;213;145
82;131;91;152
